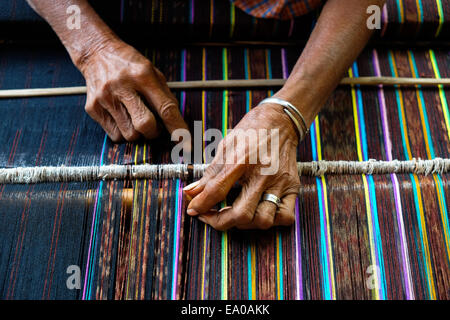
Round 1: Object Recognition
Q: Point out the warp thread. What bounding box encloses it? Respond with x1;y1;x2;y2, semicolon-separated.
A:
0;158;449;184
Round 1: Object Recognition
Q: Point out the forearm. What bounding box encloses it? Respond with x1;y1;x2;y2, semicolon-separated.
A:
26;0;119;67
276;0;386;126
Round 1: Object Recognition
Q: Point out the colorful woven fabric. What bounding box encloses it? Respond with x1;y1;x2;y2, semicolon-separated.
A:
1;0;449;40
0;43;449;299
229;0;323;19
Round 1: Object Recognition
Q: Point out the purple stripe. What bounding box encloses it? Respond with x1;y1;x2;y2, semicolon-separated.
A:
172;180;183;299
288;19;294;38
281;48;289;79
282;48;303;299
381;4;388;37
295;198;303;300
372;49;414;299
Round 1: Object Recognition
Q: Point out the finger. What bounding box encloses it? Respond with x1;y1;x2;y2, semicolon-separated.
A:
197;183;264;231
138;70;189;135
119;90;160;139
238;188;282;230
99;96;140;142
186;164;246;216
273;193;297;226
85;100;123;142
183;180;205;202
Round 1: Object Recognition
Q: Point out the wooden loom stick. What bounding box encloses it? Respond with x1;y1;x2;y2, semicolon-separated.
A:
0;77;450;98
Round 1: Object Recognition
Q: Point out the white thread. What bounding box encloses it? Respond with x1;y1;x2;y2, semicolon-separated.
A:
0;158;449;184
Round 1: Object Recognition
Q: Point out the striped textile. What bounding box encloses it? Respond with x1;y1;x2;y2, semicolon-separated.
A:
1;0;449;40
229;0;323;19
0;43;449;299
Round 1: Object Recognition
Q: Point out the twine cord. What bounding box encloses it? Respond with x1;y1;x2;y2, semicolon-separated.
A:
0;158;449;184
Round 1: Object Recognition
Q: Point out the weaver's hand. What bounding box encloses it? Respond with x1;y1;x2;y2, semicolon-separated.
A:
183;103;300;230
79;40;188;142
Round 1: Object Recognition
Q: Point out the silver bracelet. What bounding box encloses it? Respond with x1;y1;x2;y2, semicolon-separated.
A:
258;97;309;141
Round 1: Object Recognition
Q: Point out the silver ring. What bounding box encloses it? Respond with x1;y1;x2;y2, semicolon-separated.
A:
262;193;281;208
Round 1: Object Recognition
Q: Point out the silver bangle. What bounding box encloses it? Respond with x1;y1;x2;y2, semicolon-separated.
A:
258;97;309;140
283;108;305;141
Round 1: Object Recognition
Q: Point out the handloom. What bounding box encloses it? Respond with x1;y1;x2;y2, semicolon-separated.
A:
1;0;450;300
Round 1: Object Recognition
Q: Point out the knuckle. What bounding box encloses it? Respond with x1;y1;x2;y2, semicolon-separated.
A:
214;224;228;232
122;129;139;142
108;130;123;143
237;210;253;225
278;171;300;192
133;64;151;79
84;102;95;114
205;179;228;200
159;101;179;122
100;80;114;94
278;210;295;226
133;114;154;132
257;217;273;230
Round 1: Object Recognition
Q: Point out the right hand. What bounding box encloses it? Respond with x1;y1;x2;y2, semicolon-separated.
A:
78;39;188;142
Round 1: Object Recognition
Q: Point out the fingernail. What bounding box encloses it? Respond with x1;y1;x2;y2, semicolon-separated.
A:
183;180;200;191
218;206;232;213
187;208;199;216
184;193;192;202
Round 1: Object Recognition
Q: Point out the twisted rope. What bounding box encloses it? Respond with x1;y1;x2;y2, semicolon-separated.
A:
1;158;449;184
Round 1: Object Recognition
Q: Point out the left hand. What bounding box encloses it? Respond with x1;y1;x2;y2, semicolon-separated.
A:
183;102;301;230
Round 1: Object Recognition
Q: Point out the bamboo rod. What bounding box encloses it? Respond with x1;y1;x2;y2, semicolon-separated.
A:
0;77;449;99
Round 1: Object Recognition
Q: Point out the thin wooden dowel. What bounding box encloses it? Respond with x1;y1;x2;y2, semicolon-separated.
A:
0;77;449;99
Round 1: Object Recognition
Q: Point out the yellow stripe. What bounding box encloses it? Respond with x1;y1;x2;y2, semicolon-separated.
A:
433;175;450;263
429;49;450;141
200;47;208;300
362;175;380;300
349;69;364;161
435;0;444;37
202;48;206;161
415;0;422;23
222;230;228;300
349;69;380;299
390;51;436;298
230;3;235;38
246;49;252;110
221;48;229;300
314;117;322;161
413;174;436;299
314;117;336;299
200;224;208;299
126;144;140;299
251;243;256;299
398;0;405;23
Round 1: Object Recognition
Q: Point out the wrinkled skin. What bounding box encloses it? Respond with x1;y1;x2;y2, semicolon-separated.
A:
79;41;188;142
27;0;384;230
183;103;301;230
